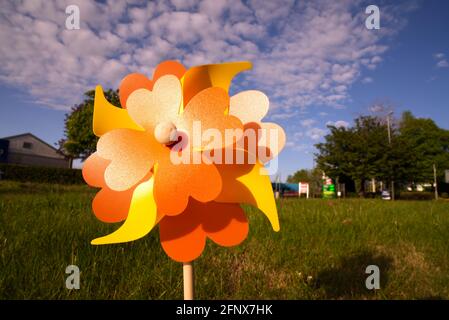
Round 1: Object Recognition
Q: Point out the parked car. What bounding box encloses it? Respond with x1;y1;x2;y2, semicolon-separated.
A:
381;190;391;200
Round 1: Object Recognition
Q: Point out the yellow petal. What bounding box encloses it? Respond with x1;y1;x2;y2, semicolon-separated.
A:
215;161;280;232
180;61;252;112
91;176;163;245
93;85;144;137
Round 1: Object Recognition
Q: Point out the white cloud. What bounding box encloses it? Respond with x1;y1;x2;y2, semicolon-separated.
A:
294;132;304;139
300;119;316;127
171;0;198;11
285;141;295;148
285;130;308;152
306;128;326;140
362;77;373;83
370;105;382;113
326;120;350;128
0;0;415;113
433;52;448;68
436;60;449;68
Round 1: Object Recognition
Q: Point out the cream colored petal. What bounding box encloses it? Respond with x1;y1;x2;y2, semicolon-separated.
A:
257;122;286;163
97;129;161;191
229;90;269;123
126;75;182;131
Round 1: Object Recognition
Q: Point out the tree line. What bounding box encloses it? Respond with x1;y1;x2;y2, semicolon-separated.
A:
288;111;449;196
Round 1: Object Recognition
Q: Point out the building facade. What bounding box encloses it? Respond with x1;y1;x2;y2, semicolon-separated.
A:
0;133;72;168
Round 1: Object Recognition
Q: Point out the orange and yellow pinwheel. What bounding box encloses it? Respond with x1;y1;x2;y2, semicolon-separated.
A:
82;60;286;262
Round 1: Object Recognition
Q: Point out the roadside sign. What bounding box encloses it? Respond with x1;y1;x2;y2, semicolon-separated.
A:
298;182;309;198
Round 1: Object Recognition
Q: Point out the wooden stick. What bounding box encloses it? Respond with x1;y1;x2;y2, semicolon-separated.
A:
183;261;194;300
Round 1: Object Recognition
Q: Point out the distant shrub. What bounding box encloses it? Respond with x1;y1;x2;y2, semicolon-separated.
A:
0;163;84;185
365;192;378;199
345;192;359;198
398;191;434;201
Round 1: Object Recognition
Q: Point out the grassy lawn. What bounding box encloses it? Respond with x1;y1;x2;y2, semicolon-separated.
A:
1;180;448;299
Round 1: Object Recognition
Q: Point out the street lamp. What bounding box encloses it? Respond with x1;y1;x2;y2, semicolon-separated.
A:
386;111;395;200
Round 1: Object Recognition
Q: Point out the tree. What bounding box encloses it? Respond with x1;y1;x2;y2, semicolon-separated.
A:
58;89;120;160
287;169;312;183
398;111;449;184
315;116;391;195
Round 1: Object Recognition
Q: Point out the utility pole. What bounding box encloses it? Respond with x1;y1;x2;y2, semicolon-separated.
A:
433;164;438;200
387;111;395;200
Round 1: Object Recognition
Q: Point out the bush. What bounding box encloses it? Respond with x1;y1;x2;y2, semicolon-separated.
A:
0;163;84;185
398;191;434;201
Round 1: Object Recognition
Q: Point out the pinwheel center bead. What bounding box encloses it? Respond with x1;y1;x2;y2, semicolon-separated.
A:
154;121;178;145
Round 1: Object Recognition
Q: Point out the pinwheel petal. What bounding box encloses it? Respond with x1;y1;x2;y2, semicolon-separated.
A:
119;61;186;108
177;87;243;150
91;176;162;245
92;187;134;223
127;75;183;131
82;152;109;187
154;155;222;216
201;202;248;247
152;60;186;83
93;86;143;137
119;73;153;109
229;90;269;124
159;200;248;262
97;129;162;191
181;61;252;108
159;209;205;263
215;161;280;232
257;122;286;163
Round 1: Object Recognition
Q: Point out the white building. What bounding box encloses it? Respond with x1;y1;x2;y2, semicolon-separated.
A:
0;133;72;168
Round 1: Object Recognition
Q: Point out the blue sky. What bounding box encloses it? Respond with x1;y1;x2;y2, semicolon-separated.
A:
0;0;448;180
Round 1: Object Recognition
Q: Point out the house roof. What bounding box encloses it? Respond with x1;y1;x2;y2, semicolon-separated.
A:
0;132;59;152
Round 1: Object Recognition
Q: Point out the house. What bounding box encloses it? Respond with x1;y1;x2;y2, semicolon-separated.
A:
0;133;72;168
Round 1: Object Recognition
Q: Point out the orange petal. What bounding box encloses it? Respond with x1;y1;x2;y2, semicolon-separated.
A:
97;129;163;191
153;60;186;82
119;73;153;109
82;152;109;187
159;200;248;262
159;208;205;263
92;187;134;223
154;155;222;215
119;61;186;109
177;87;243;150
201;202;248;247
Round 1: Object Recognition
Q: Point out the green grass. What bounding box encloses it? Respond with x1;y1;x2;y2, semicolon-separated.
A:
1;180;448;299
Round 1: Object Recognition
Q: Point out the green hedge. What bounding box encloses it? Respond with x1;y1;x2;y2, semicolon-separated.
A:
397;191;435;201
0;163;84;185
